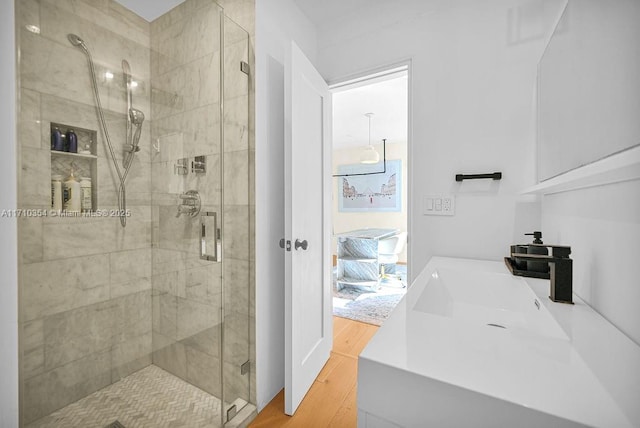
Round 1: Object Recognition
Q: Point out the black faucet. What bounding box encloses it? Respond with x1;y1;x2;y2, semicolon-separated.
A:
510;245;573;304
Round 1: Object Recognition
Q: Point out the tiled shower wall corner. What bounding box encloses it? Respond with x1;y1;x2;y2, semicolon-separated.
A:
17;0;152;424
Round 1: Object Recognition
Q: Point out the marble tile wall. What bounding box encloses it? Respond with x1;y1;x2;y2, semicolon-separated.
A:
17;0;152;424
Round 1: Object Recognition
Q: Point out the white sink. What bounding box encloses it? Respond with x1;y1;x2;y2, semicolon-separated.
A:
412;268;569;340
357;257;640;428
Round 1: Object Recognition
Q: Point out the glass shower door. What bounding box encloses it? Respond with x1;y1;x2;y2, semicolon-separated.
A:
150;0;225;423
151;3;252;426
221;14;252;424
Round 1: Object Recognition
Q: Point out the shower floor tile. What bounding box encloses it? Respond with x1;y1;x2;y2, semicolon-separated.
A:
26;365;224;428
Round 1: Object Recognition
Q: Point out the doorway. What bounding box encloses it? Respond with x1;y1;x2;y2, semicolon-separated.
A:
330;66;410;326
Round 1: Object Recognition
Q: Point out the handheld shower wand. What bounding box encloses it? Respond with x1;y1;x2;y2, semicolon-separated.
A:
68;33;145;227
127;108;145;153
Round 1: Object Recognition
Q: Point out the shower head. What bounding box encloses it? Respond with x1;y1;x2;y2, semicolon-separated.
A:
129;108;145;126
67;34;87;51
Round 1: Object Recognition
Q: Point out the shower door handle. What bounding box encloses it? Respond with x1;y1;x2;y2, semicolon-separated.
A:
200;212;221;262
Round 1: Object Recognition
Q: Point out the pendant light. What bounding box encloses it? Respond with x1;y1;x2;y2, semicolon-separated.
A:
360;112;380;164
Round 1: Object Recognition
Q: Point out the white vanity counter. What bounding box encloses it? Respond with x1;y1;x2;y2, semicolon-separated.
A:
357;257;640;428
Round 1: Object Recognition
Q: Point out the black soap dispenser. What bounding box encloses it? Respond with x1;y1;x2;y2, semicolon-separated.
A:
525;231;549;273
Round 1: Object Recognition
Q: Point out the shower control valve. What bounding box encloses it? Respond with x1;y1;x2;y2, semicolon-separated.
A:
176;190;201;218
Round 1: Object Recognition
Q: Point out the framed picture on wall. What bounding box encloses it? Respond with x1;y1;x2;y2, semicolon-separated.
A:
338;160;401;212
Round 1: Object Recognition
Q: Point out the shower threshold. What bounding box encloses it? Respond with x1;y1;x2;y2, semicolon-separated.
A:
26;365;255;428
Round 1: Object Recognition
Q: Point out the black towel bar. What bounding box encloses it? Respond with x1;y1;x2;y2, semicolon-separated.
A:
455;172;502;182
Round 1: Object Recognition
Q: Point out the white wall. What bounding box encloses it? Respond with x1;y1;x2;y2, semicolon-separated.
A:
542;180;640;346
0;0;19;426
332;141;408;263
315;0;566;278
539;1;640;347
255;0;317;411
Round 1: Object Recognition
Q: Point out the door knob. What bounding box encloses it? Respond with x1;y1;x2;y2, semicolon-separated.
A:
294;239;308;251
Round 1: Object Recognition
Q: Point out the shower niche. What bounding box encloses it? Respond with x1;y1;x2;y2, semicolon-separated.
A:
50;122;98;212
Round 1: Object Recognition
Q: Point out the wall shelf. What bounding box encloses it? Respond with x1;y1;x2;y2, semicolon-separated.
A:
521;144;640;195
51;151;98;160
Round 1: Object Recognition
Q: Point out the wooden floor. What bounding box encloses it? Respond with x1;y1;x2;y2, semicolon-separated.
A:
248;317;379;428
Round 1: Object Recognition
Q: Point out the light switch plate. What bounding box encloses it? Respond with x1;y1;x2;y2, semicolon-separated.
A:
424;194;455;216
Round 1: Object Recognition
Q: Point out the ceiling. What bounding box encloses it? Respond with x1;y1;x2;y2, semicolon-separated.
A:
293;0;372;27
114;0;185;22
332;72;408;150
114;0;349;25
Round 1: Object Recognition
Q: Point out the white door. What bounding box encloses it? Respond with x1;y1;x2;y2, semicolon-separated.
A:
284;41;333;415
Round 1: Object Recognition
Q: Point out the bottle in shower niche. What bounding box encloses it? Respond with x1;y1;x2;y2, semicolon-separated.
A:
66;129;78;153
80;177;92;212
51;175;63;212
79;138;92;155
51;126;64;151
62;167;81;213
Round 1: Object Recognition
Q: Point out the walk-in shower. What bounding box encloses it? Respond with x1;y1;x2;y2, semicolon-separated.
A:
68;33;144;227
16;0;253;427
